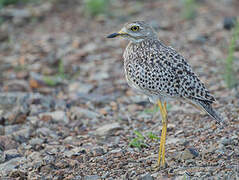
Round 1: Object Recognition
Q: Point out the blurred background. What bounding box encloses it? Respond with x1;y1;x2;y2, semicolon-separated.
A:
0;0;238;179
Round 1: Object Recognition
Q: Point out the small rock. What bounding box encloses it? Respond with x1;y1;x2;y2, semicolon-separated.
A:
95;123;122;136
127;104;142;113
27;151;42;161
188;147;199;157
26;151;43;169
68;82;94;94
99;108;108;115
0;148;5;163
91;147;105;156
39;111;69;124
0;136;18;150
90;72;109;81
0;29;8;41
0;125;4;135
167;138;180;144
71;107;100;119
167;123;176;131
3;80;31;92
0;8;31;19
8;170;27;179
139;173;154;180
74;92;121;103
101;172;109;179
4;149;22;161
223;16;237;30
84;175;101;180
4;125;21;135
36;127;58;139
0;157;26;177
12;126;31;143
206;143;216;153
220;137;231;146
175;130;184;136
63;147;85;158
180;148;199;160
29;137;44;146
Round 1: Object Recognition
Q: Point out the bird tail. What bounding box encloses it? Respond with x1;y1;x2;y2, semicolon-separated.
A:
195;99;225;125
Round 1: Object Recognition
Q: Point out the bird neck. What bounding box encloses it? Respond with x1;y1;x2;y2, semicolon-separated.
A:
129;37;157;47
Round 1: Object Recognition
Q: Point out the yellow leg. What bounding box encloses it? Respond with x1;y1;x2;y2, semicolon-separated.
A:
157;101;168;167
157;100;164;165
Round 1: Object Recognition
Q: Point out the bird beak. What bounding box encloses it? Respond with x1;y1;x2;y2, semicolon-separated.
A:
107;30;126;38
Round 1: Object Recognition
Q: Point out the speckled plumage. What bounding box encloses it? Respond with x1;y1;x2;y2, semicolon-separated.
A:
124;38;213;102
107;20;224;167
121;21;223;123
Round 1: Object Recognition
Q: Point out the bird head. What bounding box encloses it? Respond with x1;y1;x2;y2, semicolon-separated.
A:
107;21;157;43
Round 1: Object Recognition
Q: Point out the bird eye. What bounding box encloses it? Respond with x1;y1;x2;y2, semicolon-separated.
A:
131;25;139;32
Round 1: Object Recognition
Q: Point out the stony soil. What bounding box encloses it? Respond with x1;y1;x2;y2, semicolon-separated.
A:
0;0;238;179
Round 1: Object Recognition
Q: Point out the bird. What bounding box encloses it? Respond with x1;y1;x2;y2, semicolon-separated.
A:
107;21;224;167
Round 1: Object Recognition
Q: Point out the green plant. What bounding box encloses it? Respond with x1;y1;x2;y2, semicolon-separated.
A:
83;0;110;17
129;130;147;149
13;64;28;72
181;0;197;20
42;76;58;86
43;59;66;86
224;21;239;89
147;132;159;141
57;58;65;78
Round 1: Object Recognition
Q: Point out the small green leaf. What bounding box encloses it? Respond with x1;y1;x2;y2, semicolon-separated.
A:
43;76;58;86
129;138;147;149
134;130;144;140
147;132;159;140
224;21;239;89
58;59;65;78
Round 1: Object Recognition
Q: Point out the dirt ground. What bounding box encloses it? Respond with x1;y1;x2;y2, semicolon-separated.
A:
0;0;238;179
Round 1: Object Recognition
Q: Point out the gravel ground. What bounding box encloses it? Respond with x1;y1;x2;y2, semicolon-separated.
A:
0;0;238;179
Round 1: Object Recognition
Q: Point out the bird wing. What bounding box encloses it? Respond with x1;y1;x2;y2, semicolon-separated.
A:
127;40;215;103
124;40;215;104
155;44;215;103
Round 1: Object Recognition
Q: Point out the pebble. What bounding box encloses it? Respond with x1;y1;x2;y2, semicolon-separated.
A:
0;157;26;176
39;111;69;124
29;137;44;146
220;137;231;146
0;125;4;135
83;175;101;180
179;148;199;161
139;173;154;180
167;137;180;144
12;126;31;143
68;82;94;93
63;147;86;158
36;127;58;139
95;123;122;136
90;71;109;81
188;147;199;157
0;136;18;150
4;125;21;135
26;151;43;169
223;16;237;30
27;151;42;161
4;149;21;161
0;148;5;163
71;107;100;119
